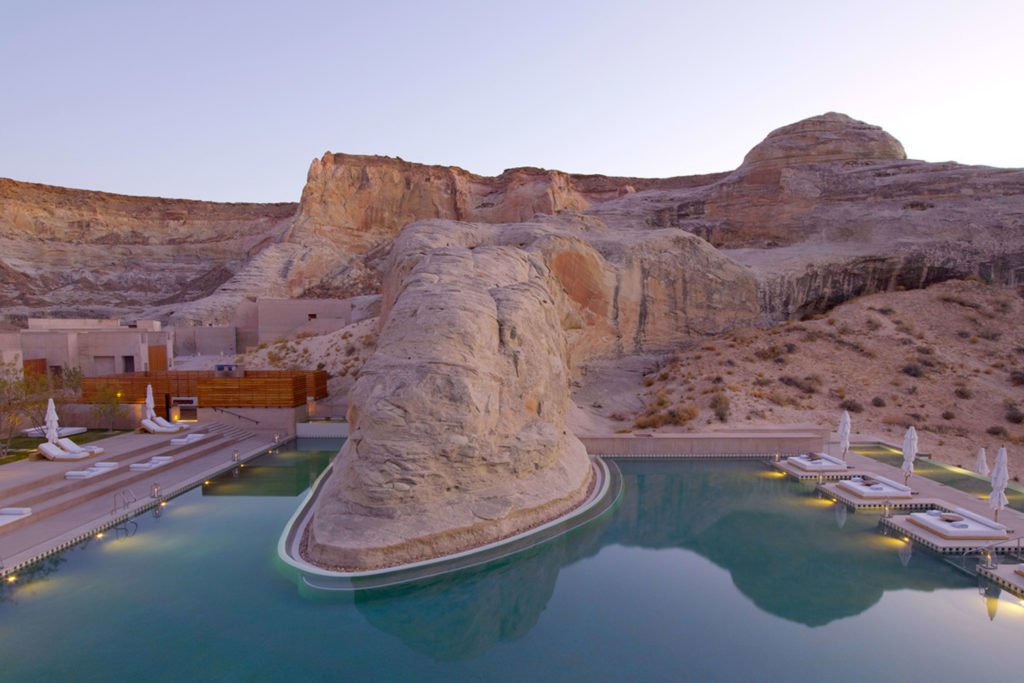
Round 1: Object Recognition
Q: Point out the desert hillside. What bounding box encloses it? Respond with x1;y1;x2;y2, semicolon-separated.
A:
572;279;1024;479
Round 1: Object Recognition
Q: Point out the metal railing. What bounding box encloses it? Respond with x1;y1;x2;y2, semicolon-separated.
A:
111;488;137;515
211;407;260;425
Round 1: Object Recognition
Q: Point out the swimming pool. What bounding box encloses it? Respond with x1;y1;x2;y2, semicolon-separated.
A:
1;447;1021;682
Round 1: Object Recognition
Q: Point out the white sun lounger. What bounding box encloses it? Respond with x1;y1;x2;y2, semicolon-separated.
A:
64;462;119;480
141;418;179;434
38;442;91;461
56;437;104;456
128;455;173;472
154;417;188;431
170;433;206;446
0;507;32;527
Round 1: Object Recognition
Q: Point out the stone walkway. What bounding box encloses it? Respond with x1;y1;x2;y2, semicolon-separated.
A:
0;423;277;577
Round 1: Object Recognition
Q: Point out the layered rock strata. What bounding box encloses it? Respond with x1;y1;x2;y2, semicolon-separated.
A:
0;178;295;316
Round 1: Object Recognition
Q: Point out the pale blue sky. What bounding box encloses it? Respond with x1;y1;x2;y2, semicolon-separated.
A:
1;0;1021;201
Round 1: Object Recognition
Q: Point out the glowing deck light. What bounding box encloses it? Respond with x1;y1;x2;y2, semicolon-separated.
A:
902;536;910;543
203;480;211;486
159;501;168;507
96;532;104;539
5;575;16;583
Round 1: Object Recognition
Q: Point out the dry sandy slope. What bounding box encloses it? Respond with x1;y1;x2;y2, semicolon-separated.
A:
573;279;1024;480
236;317;378;412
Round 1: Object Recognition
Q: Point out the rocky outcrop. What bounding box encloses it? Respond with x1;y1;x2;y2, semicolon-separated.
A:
0;178;295;317
588;113;1024;319
304;216;760;570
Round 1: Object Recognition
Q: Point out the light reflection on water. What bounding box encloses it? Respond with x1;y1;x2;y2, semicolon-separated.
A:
0;453;1021;682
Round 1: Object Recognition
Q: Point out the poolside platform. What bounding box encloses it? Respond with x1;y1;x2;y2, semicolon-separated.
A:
772;455;860;481
0;422;279;577
879;513;1020;555
978;562;1024;599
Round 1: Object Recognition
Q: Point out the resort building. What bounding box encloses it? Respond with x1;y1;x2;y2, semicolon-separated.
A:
0;318;173;377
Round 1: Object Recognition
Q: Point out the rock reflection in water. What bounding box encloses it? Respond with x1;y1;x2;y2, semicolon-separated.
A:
352;460;969;659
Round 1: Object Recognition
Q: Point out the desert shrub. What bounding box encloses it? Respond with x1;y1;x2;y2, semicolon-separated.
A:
316;362;326;370
865;318;881;332
839;398;863;413
978;329;1002;341
266;351;283;365
871;396;886;408
987;425;1009;437
766;391;798;407
954;386;972;400
609;412;626;422
779;375;822;394
941;410;955;420
877;307;894;316
784;343;797;354
1007;406;1024;425
901;363;924;378
753;375;772;387
709;392;730;422
755;345;785;361
940;295;980;309
956;331;971;339
916;345;934;355
1009;370;1024;387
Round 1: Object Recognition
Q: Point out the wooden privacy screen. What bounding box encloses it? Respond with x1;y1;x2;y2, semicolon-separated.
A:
81;370;327;408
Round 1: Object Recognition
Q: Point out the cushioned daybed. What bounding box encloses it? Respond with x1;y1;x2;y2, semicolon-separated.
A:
836;474;913;499
787;452;848;472
908;507;1009;540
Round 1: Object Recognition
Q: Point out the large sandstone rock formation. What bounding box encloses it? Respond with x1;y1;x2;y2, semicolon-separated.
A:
304;216;760;569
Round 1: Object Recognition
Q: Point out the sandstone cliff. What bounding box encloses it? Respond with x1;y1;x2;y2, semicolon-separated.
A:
589;113;1024;319
0;178;295;317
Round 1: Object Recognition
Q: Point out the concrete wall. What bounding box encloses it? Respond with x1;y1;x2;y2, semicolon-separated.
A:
580;426;828;458
174;326;237;356
27;318;121;330
60;402;147;431
196;405;308;437
15;327;172;377
256;298;352;344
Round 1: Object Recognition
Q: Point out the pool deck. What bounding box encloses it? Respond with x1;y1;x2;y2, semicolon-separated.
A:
977;562;1024;599
0;423;279;577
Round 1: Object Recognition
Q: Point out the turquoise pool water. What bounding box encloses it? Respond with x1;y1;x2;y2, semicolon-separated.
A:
1;448;1021;682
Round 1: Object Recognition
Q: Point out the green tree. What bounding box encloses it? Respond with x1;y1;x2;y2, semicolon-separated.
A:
91;383;126;432
21;367;84;432
0;362;26;455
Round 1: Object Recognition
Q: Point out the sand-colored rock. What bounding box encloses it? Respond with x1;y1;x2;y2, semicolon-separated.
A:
304;214;761;569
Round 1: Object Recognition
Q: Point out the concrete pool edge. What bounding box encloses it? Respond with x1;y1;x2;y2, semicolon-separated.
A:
277;457;620;591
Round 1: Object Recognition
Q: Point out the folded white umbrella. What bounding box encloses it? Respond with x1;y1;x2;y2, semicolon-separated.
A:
973;447;989;477
901;426;917;485
144;384;157;421
988;446;1009;522
45;398;60;445
838;410;851;461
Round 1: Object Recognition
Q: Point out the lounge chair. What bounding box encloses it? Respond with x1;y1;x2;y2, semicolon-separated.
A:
38;442;90;461
0;507;32;527
128;455;173;472
56;437;104;456
64;462;118;480
1015;563;1024;579
170;433;206;446
141;418;179;434
154;417;188;431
